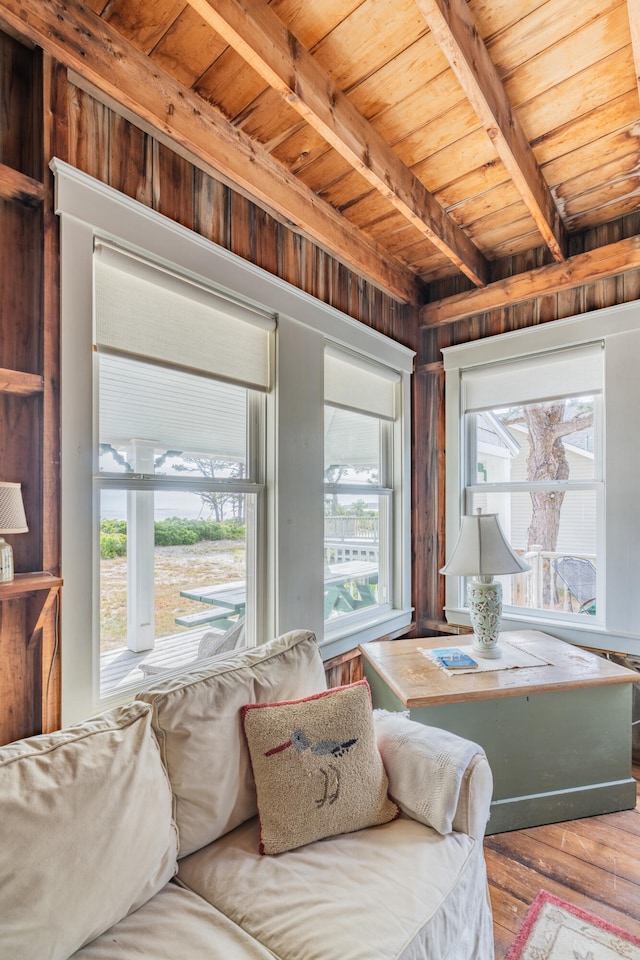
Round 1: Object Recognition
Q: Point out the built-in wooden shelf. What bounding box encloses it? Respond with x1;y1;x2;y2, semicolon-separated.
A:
0;161;44;207
0;572;62;642
0;367;44;396
0;571;61;601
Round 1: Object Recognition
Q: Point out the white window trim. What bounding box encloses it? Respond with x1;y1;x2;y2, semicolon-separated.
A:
52;159;414;724
442;299;640;657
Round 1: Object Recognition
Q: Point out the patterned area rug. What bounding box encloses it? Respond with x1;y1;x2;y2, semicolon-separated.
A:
506;891;640;959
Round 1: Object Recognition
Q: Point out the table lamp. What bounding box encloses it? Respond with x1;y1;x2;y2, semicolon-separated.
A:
440;510;530;658
0;481;28;583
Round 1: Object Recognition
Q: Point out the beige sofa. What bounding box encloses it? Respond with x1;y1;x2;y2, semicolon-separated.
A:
0;630;495;960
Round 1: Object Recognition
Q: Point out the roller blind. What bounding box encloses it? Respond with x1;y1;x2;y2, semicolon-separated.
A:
462;342;604;413
324;344;399;420
94;241;275;391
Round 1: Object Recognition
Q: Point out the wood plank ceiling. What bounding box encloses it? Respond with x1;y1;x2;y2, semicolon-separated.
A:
3;0;640;316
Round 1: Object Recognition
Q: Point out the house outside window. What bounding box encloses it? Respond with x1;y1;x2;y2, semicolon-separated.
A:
53;160;414;725
443;305;640;657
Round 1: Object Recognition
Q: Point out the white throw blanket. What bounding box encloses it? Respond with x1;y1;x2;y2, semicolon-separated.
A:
374;710;485;835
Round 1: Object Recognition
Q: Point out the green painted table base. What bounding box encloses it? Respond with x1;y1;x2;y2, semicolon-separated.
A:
362;633;637;834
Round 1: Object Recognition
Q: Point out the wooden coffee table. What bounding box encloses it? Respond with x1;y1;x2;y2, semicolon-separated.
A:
360;630;638;834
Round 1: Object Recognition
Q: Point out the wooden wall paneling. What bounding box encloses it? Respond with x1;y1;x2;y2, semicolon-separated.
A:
0;32;42;179
40;55;68;732
108;110;153;205
324;648;363;689
0;599;38;743
331;262;352;318
42;55;66;574
299;234;319;304
278;224;304;289
556;230;586;320
68;83;110;181
229;191;256;266
152;141;195;230
0;201;41;373
0;395;43;574
193;169;231;249
310;246;330;310
0;201;43;576
412;364;446;634
254;207;279;280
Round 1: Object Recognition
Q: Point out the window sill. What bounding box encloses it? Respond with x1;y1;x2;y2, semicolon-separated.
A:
444;605;640;658
320;606;413;660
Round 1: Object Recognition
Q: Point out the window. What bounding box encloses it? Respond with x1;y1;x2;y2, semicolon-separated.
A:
94;242;270;698
443;305;640;655
53;159;414;724
323;346;398;627
462;344;603;619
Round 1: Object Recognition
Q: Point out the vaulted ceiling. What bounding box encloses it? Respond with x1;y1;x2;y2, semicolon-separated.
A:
3;0;640;318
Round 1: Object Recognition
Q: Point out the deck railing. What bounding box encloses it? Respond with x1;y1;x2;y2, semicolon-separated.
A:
512;548;597;613
324;515;379;564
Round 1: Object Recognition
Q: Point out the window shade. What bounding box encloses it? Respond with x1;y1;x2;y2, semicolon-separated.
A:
324;344;399;420
462;342;604;413
94;241;275;391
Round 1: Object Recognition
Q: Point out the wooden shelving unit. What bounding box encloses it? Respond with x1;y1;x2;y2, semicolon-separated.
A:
0;573;62;631
0;32;62;743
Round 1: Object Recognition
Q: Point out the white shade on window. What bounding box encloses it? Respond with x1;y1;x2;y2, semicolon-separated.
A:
462;342;603;413
324;344;399;420
94;241;275;391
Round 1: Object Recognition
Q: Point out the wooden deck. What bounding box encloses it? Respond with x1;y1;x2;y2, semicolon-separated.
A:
488;763;640;957
100;627;214;694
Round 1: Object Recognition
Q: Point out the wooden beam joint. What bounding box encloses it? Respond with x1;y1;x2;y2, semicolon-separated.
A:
421;233;640;326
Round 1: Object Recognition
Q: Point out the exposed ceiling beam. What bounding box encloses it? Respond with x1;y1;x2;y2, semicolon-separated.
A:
185;0;488;287
0;0;423;305
414;0;567;263
421;234;640;326
628;0;640;101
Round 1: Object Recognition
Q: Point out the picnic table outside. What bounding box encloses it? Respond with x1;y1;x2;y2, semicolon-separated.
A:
176;561;380;629
324;560;379;619
175;580;246;628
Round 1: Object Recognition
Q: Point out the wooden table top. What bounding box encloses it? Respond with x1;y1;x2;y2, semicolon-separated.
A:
359;631;639;708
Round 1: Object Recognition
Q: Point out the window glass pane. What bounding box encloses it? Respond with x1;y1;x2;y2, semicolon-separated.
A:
324;407;380;479
472;396;596;485
98;353;248;477
99;489;249;695
469;490;598;616
324;492;387;622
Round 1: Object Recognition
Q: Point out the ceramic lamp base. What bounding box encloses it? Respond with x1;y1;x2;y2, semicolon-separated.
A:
0;537;14;582
467;579;503;659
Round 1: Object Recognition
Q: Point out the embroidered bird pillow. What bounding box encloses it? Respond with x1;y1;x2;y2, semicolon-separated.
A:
242;679;399;854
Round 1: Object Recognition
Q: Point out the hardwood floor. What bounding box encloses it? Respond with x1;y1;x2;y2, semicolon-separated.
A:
486;764;640;958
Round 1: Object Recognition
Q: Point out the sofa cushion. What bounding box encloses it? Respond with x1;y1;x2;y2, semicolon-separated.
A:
177;815;494;960
138;629;327;857
71;883;276;959
242;679;399;854
0;701;178;960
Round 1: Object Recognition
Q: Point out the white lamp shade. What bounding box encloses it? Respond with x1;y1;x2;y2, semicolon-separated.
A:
440;513;530;577
0;482;28;534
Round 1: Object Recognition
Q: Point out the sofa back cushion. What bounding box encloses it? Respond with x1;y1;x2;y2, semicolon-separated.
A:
0;701;178;960
138;629;327;857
